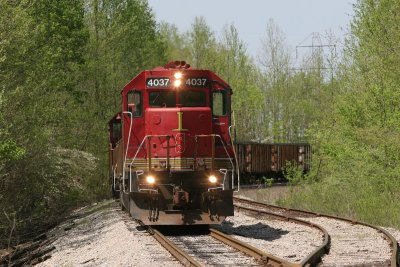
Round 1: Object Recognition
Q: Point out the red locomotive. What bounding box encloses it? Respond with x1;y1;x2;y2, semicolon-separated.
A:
108;61;237;225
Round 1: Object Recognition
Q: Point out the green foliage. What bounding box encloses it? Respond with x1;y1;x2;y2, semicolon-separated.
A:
1;0;398;246
0;0;167;247
160;19;265;141
282;0;400;227
82;0;167;155
0;141;25;162
283;162;306;185
261;177;274;187
159;22;189;60
257;20;340;143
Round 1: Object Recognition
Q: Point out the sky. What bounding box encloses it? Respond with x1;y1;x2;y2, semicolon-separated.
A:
147;0;356;61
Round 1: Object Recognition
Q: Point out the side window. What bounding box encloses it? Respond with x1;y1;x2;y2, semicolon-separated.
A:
112;122;122;141
212;90;226;116
127;91;142;116
109;119;122;148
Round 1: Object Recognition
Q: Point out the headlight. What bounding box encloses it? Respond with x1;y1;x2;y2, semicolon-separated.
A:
208;175;217;183
174;79;182;87
174;72;182;79
146;175;155;184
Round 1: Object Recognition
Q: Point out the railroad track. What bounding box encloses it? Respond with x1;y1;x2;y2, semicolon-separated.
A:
151;226;299;266
226;201;330;266
233;196;400;267
145;214;328;267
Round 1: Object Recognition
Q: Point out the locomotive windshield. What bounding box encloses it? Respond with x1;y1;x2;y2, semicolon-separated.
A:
149;91;176;107
179;91;206;107
149;90;206;107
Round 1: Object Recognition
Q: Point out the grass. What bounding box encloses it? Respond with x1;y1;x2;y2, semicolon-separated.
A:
278;180;400;229
236;175;400;229
234;185;292;205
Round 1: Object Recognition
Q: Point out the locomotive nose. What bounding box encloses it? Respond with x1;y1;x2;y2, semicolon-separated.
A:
146;107;212;158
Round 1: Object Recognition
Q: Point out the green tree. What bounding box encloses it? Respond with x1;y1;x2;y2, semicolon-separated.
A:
159;22;190;61
0;0;92;246
259;19;294;142
187;16;217;68
216;24;264;141
82;0;168;198
161;19;266;140
282;0;400;227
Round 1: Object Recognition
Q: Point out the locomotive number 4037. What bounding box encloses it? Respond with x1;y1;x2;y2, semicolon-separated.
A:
146;77;209;88
146;78;170;88
185;78;208;87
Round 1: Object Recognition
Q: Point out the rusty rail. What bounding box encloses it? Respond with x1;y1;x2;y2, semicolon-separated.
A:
152;228;202;267
152;224;305;266
209;228;295;266
234;196;400;267
153;226;297;266
233;202;330;267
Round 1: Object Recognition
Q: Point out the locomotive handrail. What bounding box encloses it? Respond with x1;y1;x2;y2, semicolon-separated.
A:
219;168;228;189
229;110;240;192
122;135;170;193
209;79;239;190
128;134;171;169
132;170;144;192
126;134;235;191
113;164;120;192
122;111;133;194
195;134;236;189
126;134;171;192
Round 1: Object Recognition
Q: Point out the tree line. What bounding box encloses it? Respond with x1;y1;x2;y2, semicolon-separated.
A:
1;0;399;247
0;0;167;247
281;0;400;227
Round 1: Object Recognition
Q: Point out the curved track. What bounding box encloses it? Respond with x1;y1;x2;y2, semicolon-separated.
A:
231;201;330;266
149;213;329;266
233;196;400;267
152;228;264;266
151;226;309;266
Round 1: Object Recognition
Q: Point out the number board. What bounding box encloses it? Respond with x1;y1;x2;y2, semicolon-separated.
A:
146;78;170;88
184;77;209;87
146;77;209;88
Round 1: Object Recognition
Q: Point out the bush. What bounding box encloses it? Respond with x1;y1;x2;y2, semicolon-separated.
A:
0;147;102;248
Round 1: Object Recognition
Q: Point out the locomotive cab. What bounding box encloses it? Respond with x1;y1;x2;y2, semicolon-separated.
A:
109;61;238;225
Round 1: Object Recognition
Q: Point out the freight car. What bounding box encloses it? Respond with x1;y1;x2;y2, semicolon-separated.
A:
108;61;237;225
235;142;311;180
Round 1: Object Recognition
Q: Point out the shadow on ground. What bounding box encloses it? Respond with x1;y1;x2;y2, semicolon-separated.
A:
213;221;289;241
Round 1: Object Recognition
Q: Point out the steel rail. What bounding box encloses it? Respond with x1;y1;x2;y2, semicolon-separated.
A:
232;202;330;267
151;223;301;266
152;228;202;267
152;227;277;266
234;196;400;267
209;228;295;267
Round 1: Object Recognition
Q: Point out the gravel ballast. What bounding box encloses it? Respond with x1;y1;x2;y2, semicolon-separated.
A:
37;201;181;267
299;217;392;266
167;234;262;266
214;211;323;263
35;197;399;266
235;192;398;266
